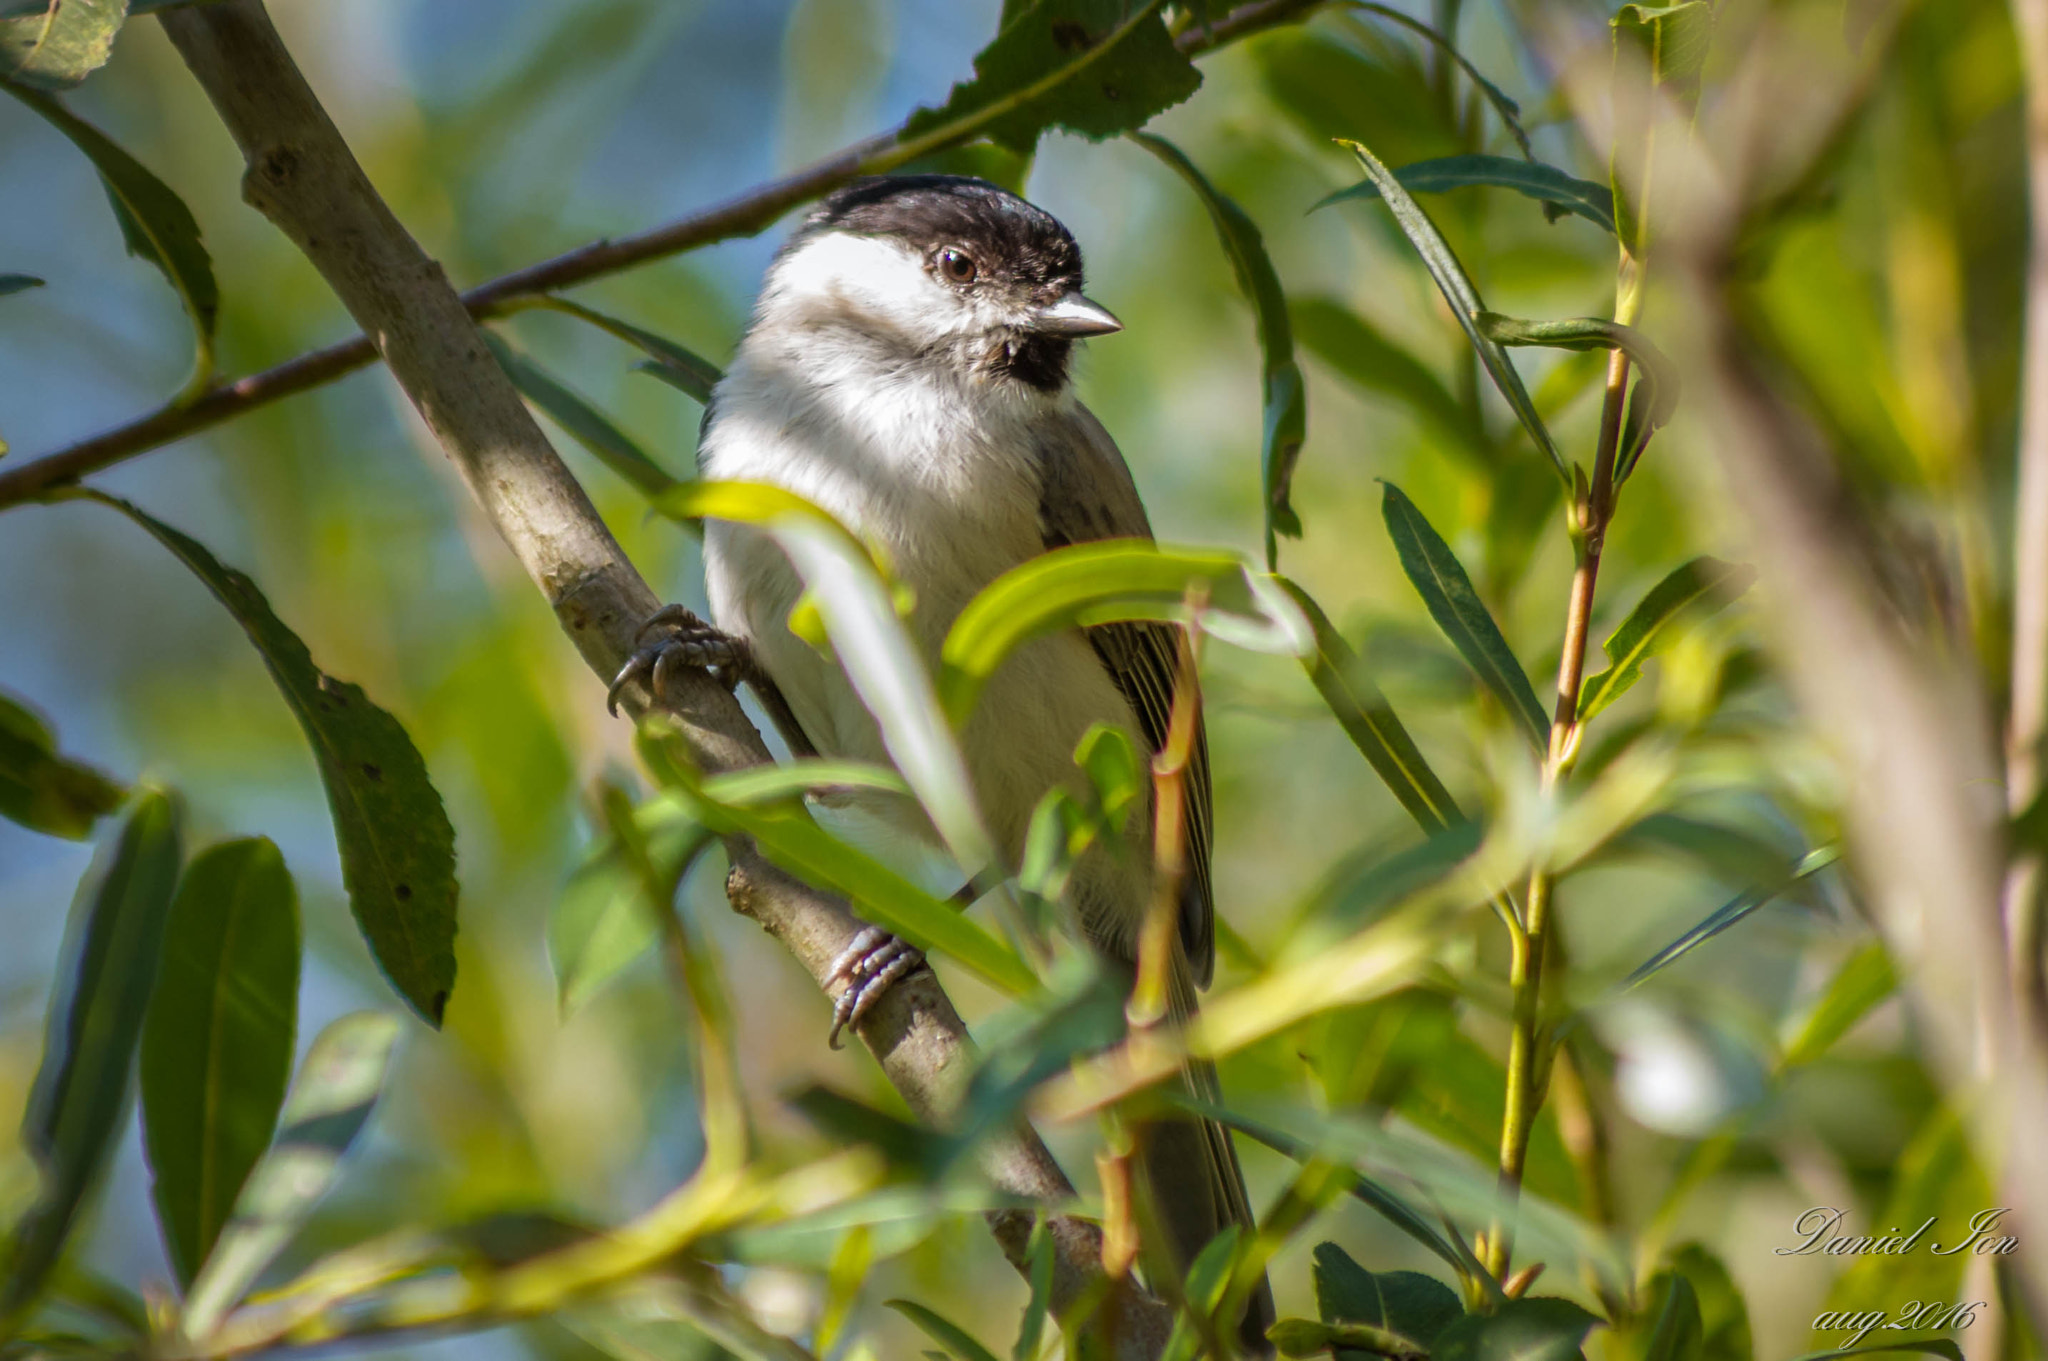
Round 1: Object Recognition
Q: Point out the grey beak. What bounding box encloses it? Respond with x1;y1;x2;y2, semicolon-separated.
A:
1032;291;1123;337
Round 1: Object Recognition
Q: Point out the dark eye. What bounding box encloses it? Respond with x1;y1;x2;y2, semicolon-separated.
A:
936;247;977;284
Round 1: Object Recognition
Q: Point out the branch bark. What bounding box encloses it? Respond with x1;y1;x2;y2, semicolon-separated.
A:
151;2;1170;1353
0;0;1322;513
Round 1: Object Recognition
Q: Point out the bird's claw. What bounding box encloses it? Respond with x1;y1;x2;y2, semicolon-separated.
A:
607;605;753;715
825;927;926;1049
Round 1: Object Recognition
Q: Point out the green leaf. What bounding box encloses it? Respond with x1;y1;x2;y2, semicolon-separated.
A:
1786;1344;1962;1361
180;1012;402;1339
1293;297;1487;466
1013;1217;1054;1361
1315;156;1616;234
899;0;1200;157
0;273;42;295
1313;1243;1463;1350
1780;941;1895;1069
1623;847;1839;989
0;790;179;1333
939;540;1309;724
0;690;124;839
1610;2;1715;254
1625;1271;1701;1361
1133;132;1306;566
1665;1244;1752;1361
1380;483;1548;750
1276;578;1463;833
885;1299;1001;1361
551;791;711;1014
512;296;723;404
1347;4;1532;157
139;838;299;1289
486;334;681;497
700;759;912;808
1270;1317;1427;1358
1579;558;1754;722
1471;313;1681;479
1432;1297;1603;1361
0;0;124;89
85;493;458;1027
2;84;216;392
1339;140;1565;484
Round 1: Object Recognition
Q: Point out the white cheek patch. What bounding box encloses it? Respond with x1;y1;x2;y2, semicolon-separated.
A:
764;233;983;349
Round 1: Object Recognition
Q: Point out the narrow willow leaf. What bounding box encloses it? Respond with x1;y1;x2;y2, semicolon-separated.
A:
1315;155;1616;235
486;334;681;497
1779;940;1895;1069
0;690;124;839
939;540;1310;724
885;1299;1002;1361
2;84;215;390
180;1013;402;1340
1276;578;1462;833
1474;312;1680;476
551;790;710;1015
1578;557;1755;723
1348;3;1532;157
86;493;457;1027
1270;1317;1427;1359
1380;484;1548;750
899;0;1199;157
1293;298;1487;465
1133;132;1307;566
514;296;723;403
1339;140;1565;483
0;0;123;88
139;839;299;1288
1623;847;1840;989
1610;2;1715;254
1013;1218;1054;1361
1431;1297;1603;1361
700;759;910;808
1;790;180;1329
0;273;42;295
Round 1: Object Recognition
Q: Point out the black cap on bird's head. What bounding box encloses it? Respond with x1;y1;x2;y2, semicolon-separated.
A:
781;174;1122;391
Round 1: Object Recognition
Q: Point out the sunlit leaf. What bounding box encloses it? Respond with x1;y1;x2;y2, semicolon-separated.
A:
1579;559;1754;723
2;84;215;391
1780;940;1894;1069
1473;313;1681;479
1339;140;1565;483
0;689;124;840
886;1298;1002;1361
1133;132;1307;566
899;0;1199;157
0;790;179;1331
86;493;458;1027
1623;847;1839;989
1432;1297;1603;1361
140;838;299;1288
1315;155;1615;234
1294;297;1487;466
1381;483;1549;750
700;759;910;808
0;0;123;89
181;1012;402;1339
487;334;681;497
940;540;1310;724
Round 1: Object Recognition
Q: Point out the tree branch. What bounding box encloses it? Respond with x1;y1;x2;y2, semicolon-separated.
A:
150;2;1170;1353
0;0;1322;513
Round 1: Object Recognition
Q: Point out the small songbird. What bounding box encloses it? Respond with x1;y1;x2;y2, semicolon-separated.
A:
613;174;1273;1348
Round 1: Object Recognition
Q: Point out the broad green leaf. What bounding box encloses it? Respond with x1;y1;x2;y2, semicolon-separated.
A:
1620;1271;1701;1361
1313;1243;1462;1350
1380;483;1549;750
140;839;299;1288
510;296;723;403
181;1012;402;1339
486;334;681;497
1579;559;1755;722
1276;579;1463;833
0;0;123;88
1432;1297;1603;1361
1665;1244;1751;1361
1339;140;1565;483
1623;847;1839;989
1133;132;1307;567
1270;1317;1427;1358
1787;1345;1962;1361
940;540;1310;724
86;493;458;1027
898;0;1199;157
652;480;997;878
1780;941;1895;1069
1293;297;1487;465
1013;1217;1054;1361
1348;4;1533;157
0;790;179;1332
1472;313;1681;479
885;1299;1002;1361
0;690;123;839
2;84;215;392
550;791;710;1015
1315;156;1616;234
0;273;42;295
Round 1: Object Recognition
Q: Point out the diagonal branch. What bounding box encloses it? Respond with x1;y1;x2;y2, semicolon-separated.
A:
150;2;1172;1354
0;0;1322;513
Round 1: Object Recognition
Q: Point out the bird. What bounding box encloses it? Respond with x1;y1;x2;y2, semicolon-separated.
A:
611;174;1274;1351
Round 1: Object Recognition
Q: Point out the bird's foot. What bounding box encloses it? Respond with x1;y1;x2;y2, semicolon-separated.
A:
608;605;754;715
826;927;926;1049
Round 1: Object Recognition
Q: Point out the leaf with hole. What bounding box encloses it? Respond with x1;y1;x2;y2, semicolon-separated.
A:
1579;557;1755;723
1134;132;1306;566
0;790;179;1331
0;689;124;840
1380;484;1548;750
87;492;457;1027
0;0;123;88
1315;155;1615;234
487;334;681;496
1339;140;1564;483
140;838;299;1289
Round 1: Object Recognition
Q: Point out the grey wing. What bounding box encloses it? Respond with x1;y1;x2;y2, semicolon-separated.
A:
1037;404;1216;987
